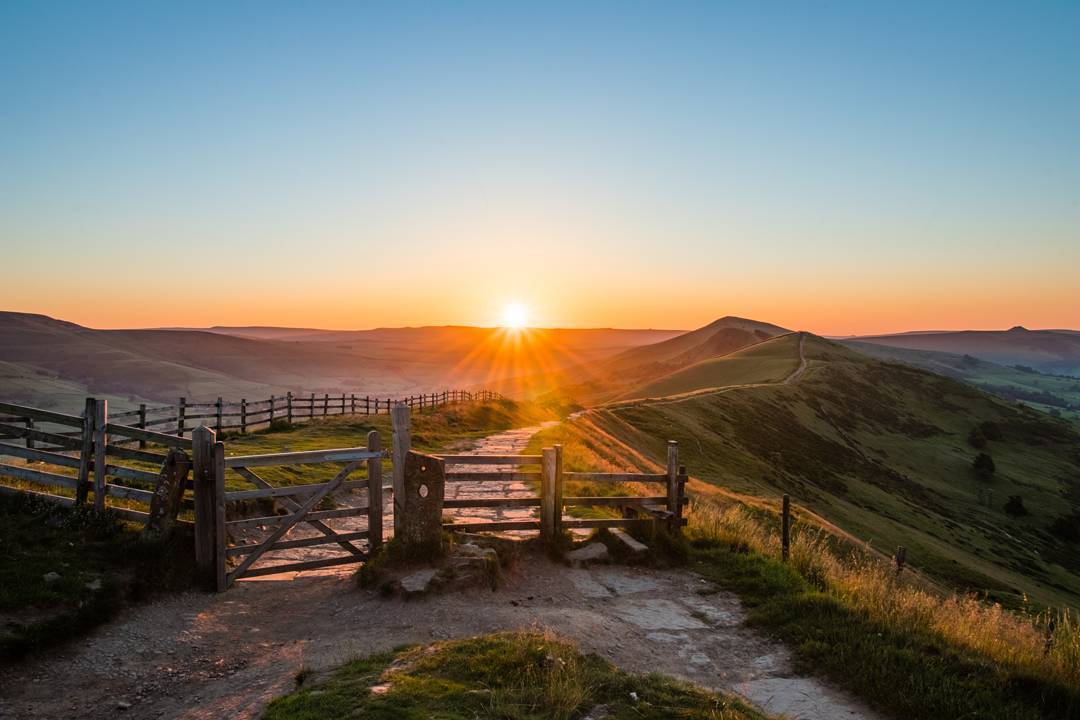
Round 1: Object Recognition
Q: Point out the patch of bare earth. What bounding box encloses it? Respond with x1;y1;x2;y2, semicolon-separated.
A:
0;423;883;720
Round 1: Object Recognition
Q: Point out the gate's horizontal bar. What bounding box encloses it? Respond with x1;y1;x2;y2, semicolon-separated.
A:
438;455;541;466
224;447;381;468
445;471;541;483
563;472;667;484
0;442;81;468
443;497;540;508
226;530;371;557
442;520;541;532
561;518;665;529
223;478;373;502
562;496;668;507
104;424;193;449
234;553;366;580
225;505;367;530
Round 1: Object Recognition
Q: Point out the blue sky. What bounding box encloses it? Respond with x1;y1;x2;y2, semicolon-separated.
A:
2;1;1078;332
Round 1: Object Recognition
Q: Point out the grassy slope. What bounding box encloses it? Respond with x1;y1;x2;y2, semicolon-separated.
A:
527;411;1080;720
583;336;1080;610
264;632;770;720
0;494;195;658
845;340;1080;422
616;333;800;401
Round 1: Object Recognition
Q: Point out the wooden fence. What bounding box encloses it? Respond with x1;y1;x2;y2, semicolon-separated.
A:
0;389;499;522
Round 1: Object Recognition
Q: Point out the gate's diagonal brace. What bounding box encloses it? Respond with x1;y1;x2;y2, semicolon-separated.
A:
227;461;361;587
234;466;365;558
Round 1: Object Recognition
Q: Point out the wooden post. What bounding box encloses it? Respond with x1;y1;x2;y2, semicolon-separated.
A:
240;399;247;433
286;392;293;424
390;403;411;537
192;426;218;590
351;393;356;415
24;417;34;464
781;494;791;562
215;397;223;433
269;394;276;423
367;430;383;550
666;440;680;533
177;397;186;437
323;393;329;416
138;403;147;449
310;393;315;419
75;397;96;505
541;447;557;543
365;395;370;415
92;400;108;511
895;546;907;576
145;448;192;538
213;439;226;592
553;444;564;538
341;393;346;415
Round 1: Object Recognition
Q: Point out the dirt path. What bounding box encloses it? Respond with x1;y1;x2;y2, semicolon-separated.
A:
0;417;883;720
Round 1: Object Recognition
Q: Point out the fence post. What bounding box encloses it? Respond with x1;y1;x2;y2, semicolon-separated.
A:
138;403;147;449
367;430;383;550
666;440;680;533
554;444;564;538
781;494;791;562
240;399;247;433
351;393;356;415
215;397;223;433
177;397;186;437
895;545;907;576
93;399;108;511
323;393;329;416
213;438;226;591
75;397;96;505
269;394;275;423
310;393;315;419
365;395;370;415
24;417;34;464
192;426;218;590
287;392;293;424
541;447;557;543
390;403;411;537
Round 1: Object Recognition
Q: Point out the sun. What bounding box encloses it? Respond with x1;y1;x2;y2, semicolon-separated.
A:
500;302;529;329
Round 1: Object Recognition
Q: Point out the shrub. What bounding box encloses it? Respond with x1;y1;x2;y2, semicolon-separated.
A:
974;452;996;480
968;427;988;449
1004;495;1028;517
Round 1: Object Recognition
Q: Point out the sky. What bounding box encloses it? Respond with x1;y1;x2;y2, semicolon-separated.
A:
1;1;1078;335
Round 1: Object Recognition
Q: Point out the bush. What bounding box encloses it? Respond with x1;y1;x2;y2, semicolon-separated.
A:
980;421;1004;441
968;427;988;449
1004;495;1028;517
973;452;996;481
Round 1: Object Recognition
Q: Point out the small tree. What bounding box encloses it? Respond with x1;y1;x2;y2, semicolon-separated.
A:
1004;495;1027;517
973;452;996;481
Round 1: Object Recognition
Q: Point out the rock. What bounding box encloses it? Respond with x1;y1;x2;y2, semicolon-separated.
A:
85;578;102;591
566;543;609;566
117;700;132;711
609;528;648;557
42;572;61;583
399;569;438;597
582;705;613;720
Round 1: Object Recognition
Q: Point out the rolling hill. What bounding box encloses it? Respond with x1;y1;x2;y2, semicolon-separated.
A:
582;334;1080;609
851;327;1080;376
0;312;679;410
615;332;803;401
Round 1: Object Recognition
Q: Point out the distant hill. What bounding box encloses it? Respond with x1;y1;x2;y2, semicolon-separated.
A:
851;327;1080;376
0;312;678;410
550;316;791;403
843;340;1080;422
616;332;802;401
589;335;1080;609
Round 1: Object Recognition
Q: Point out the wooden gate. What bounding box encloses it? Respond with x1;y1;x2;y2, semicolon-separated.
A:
191;426;386;591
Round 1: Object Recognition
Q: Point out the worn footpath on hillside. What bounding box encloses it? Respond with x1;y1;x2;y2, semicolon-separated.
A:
0;390;882;720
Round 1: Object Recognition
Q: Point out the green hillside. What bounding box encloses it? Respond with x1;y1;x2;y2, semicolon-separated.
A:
616;332;802;401
844;340;1080;421
586;336;1080;609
